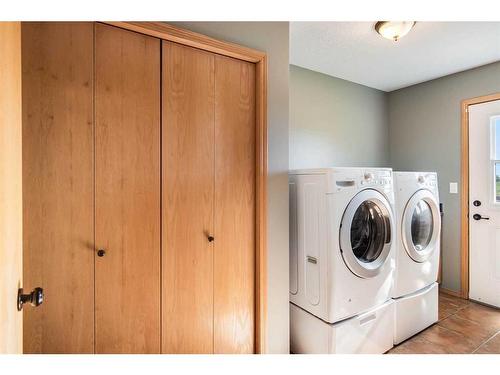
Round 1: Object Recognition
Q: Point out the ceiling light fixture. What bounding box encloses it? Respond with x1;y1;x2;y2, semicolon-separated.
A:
375;21;416;42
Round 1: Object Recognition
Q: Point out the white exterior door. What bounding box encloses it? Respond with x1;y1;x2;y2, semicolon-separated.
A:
469;99;500;307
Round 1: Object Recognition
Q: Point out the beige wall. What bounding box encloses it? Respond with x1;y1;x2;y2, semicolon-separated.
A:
290;65;389;169
0;21;23;354
170;22;290;353
388;61;500;292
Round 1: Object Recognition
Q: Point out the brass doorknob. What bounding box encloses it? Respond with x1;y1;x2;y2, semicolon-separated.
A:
17;287;44;311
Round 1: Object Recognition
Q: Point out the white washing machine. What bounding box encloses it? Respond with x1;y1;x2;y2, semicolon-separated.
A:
289;167;396;354
392;171;441;345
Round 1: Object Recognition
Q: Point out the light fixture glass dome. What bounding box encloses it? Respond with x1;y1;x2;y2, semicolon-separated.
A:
375;21;416;41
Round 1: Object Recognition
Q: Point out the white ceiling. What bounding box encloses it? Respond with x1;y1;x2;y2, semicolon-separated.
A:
290;22;500;92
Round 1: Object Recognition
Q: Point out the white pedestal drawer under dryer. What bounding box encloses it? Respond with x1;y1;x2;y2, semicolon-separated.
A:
392;171;441;345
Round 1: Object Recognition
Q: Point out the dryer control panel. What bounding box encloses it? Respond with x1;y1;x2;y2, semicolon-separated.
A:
417;173;438;194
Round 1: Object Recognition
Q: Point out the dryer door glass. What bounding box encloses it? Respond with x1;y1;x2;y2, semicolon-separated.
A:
402;189;441;262
411;200;434;251
351;201;390;263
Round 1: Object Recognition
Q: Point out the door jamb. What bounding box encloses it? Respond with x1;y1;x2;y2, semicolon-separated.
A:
101;22;268;353
460;92;500;299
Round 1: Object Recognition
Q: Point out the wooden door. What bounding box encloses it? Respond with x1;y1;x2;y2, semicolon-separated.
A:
95;24;161;353
0;22;23;354
162;41;215;354
22;22;95;354
214;55;256;353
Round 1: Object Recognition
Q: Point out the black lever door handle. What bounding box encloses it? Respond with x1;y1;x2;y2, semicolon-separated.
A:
473;214;490;221
17;287;44;311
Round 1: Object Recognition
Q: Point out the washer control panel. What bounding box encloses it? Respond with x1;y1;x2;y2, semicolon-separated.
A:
360;169;392;187
331;168;393;194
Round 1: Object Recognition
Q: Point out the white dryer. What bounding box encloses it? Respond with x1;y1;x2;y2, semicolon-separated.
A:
392;171;441;344
289;167;396;354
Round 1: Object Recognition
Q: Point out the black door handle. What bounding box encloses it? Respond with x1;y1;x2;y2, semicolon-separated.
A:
473;214;490;221
17;287;44;311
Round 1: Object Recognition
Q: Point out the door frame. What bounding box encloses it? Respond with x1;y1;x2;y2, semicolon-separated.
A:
0;21;23;354
102;22;268;353
460;92;500;299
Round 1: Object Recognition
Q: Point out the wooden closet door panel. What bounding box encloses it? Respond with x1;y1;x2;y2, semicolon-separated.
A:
214;55;256;354
22;22;94;354
162;41;215;354
95;24;160;354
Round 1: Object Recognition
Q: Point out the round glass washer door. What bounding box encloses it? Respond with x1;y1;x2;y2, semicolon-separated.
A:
340;189;394;279
402;189;440;262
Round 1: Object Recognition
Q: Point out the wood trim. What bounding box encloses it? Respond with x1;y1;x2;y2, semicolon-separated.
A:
102;21;268;353
255;56;268;354
0;21;23;354
439;287;463;299
460;99;469;299
102;22;266;63
462;93;500;108
460;92;500;300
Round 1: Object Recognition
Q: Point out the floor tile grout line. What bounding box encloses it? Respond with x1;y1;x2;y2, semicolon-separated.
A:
471;330;500;354
439;296;499;354
437;306;494;353
391;293;499;354
392;293;499;354
433;324;486;354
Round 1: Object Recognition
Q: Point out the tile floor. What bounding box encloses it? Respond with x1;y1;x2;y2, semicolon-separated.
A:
389;292;500;354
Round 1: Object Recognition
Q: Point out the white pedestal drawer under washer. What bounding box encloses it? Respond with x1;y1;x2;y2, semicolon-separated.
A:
290;299;394;354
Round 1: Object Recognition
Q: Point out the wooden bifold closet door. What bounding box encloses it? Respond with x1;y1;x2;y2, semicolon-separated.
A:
22;22;95;354
162;41;256;354
94;24;161;354
213;54;256;354
162;42;215;354
23;22;161;354
22;22;257;354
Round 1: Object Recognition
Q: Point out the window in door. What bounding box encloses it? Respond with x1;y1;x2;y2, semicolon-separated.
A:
490;116;500;203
